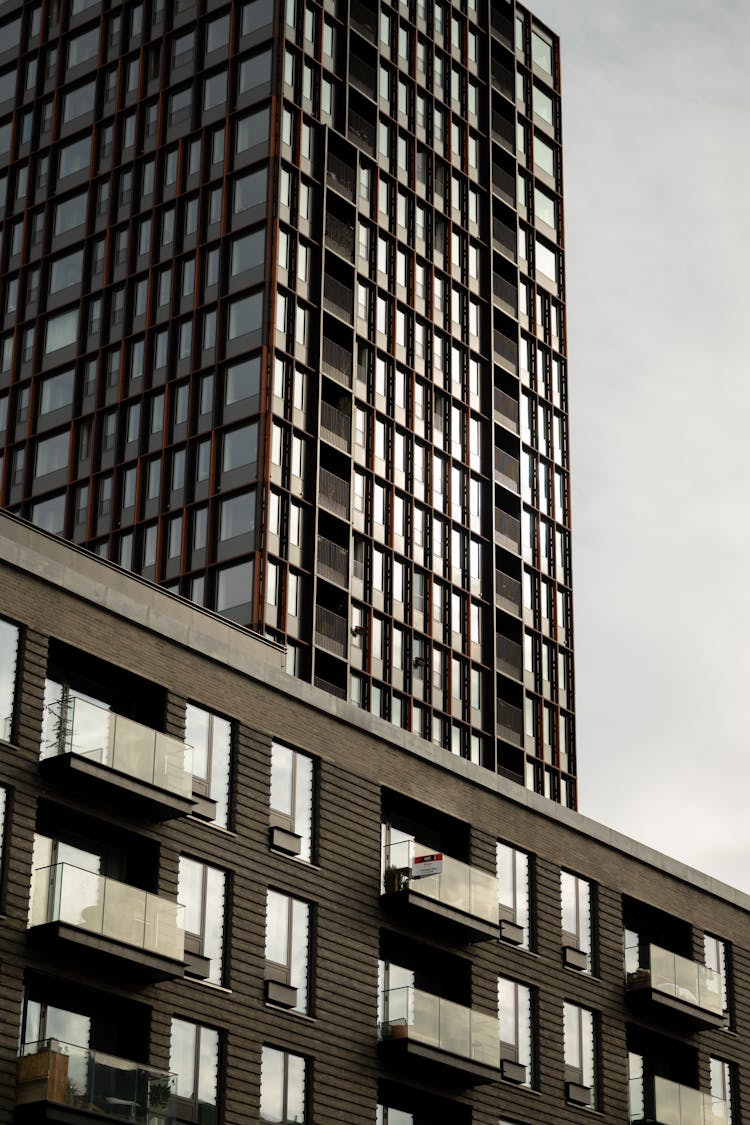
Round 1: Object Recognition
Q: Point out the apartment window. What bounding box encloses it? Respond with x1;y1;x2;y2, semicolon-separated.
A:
178;856;226;984
561;870;593;972
170;1019;220;1125
563;1002;597;1108
710;1058;734;1124
185;703;232;828
222;422;259;474
260;1046;306;1124
704;934;730;1018
45;310;78;355
270;740;314;860
497;842;530;948
0;618;19;743
498;977;533;1086
236;106;270;152
265;890;311;1012
59;135;91;178
34;431;70;479
228;292;263;340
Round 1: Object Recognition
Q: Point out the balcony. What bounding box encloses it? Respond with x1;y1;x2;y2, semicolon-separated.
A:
626;945;727;1029
40;698;201;821
320;402;351;453
497;699;523;746
630;1075;728;1125
28;863;190;981
379;987;500;1085
318;468;350;519
314;606;347;658
322;336;352;388
326;152;356;202
381;840;499;943
16;1040;176;1125
317;537;349;587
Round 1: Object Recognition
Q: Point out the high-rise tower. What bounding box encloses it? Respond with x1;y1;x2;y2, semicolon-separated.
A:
0;0;574;802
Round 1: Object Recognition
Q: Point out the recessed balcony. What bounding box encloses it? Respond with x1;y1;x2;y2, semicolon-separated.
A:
626;944;727;1030
28;863;190;981
379;986;501;1086
630;1074;728;1125
40;698;203;821
381;840;499;943
16;1039;176;1124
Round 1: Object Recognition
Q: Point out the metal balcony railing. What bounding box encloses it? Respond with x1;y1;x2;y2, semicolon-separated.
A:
497;700;523;745
318;468;350;518
491;115;515;152
314;605;347;657
497;637;522;679
313;675;347;701
350;1;376;40
496;571;522;614
349;56;377;99
493;218;516;259
492;164;515;206
326;152;356;201
17;1040;177;1123
325;212;355;262
495;448;520;487
348;108;375;154
29;863;185;961
493;273;518;315
43;697;193;798
494;330;518;369
494;387;519;429
323;274;354;323
495;509;520;549
322;336;353;387
317;537;349;586
320;402;352;452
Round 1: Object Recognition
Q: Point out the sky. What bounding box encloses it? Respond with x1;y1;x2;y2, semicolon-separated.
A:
525;0;750;890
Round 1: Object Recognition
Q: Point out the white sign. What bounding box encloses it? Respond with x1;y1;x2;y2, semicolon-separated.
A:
412;853;443;879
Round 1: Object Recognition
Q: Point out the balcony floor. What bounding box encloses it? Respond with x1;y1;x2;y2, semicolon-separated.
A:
39;752;196;821
626;980;728;1030
379;1034;501;1087
380;888;500;944
27;921;187;983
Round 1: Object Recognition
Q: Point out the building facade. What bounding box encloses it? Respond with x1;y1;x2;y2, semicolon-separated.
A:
0;513;748;1125
0;0;575;802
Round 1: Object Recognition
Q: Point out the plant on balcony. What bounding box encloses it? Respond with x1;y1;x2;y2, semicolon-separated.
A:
383;866;409;894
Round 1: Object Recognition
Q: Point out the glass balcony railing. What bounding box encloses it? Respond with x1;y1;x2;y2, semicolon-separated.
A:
43;697;193;799
29;863;185;962
17;1039;177;1123
382;840;499;926
629;944;724;1017
629;1076;728;1125
380;986;500;1069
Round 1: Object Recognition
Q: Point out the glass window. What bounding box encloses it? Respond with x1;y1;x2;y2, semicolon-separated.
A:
58;135;91;177
498;977;533;1086
170;1019;219;1124
265;889;311;1013
260;1046;306;1124
0;618;19;743
531;31;553;75
49;250;84;295
185;702;232;828
31;493;66;534
563;1002;597;1108
704;934;730;1018
238;48;272;95
63;80;95;123
231;229;265;275
234;167;267;213
219;490;255;543
236;106;270;152
710;1058;734;1124
561;870;592;971
270;741;314;861
497;842;530;948
178;856;226;984
203;69;227;111
45;310;78;354
227;292;263;340
216;559;254;613
225;356;261;406
222;422;259;472
35;431;69;477
535;238;557;282
534;185;556;229
40;369;75;415
54;192;87;235
68;27;100;67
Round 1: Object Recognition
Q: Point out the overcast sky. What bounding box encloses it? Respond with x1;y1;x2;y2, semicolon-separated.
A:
525;0;750;890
